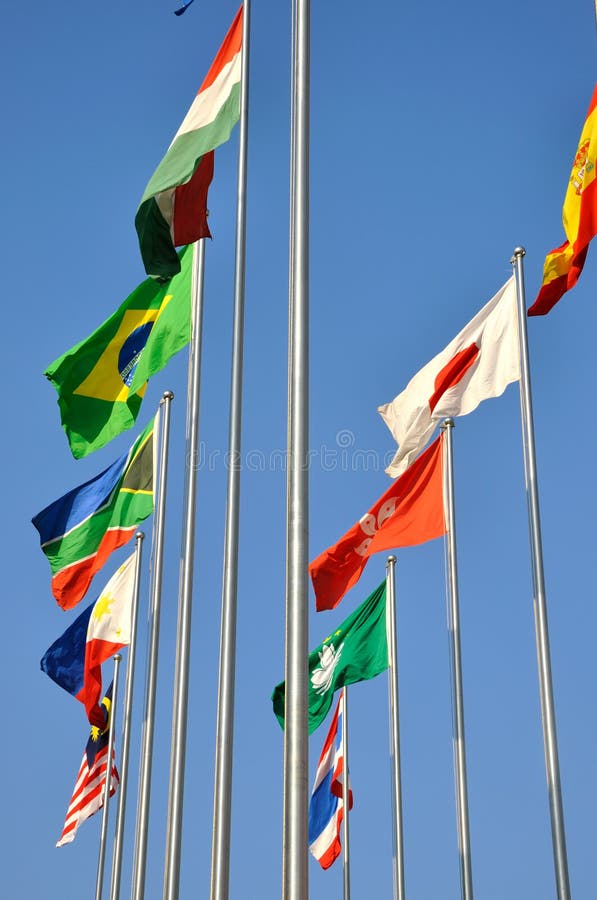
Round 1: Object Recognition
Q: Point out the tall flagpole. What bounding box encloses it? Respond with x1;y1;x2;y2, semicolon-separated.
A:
385;556;406;900
440;420;474;900
163;240;206;900
95;653;123;900
131;391;174;900
511;247;571;900
109;531;145;900
210;4;251;897
283;0;310;893
341;688;351;900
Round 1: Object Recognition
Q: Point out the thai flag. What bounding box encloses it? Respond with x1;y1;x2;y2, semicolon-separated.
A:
308;689;353;869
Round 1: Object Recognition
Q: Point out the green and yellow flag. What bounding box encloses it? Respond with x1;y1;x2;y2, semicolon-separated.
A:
271;581;388;734
45;245;192;458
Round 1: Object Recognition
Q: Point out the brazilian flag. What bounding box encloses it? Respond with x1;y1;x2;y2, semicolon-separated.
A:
46;245;192;458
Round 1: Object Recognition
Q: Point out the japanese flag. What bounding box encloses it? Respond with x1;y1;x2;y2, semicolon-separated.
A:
378;277;520;478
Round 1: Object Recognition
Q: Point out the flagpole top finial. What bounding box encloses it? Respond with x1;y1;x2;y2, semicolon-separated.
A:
135;530;145;541
386;555;397;565
441;417;455;429
513;246;526;258
162;390;174;402
114;654;122;663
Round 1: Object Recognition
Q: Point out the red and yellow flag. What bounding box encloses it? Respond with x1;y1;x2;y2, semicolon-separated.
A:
529;84;597;316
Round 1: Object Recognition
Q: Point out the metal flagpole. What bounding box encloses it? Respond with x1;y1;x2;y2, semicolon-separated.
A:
511;247;571;900
440;419;474;900
283;0;310;893
163;239;206;900
210;3;251;897
108;531;145;900
385;556;406;900
341;688;351;900
131;391;174;900
95;653;123;900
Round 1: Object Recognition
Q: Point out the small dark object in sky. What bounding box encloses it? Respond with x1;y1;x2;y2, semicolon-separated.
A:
174;0;195;15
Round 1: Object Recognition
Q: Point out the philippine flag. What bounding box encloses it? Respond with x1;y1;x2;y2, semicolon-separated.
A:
308;690;353;869
41;553;136;728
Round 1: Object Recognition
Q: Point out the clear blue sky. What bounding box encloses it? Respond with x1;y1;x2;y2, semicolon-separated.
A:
3;1;597;897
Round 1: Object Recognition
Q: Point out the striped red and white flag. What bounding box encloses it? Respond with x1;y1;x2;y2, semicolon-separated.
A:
56;691;119;847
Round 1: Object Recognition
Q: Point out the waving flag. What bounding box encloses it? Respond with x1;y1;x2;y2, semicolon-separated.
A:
56;686;119;847
136;6;243;278
378;278;519;478
309;690;353;869
272;582;388;734
310;436;445;612
45;246;191;458
41;554;135;727
32;417;154;610
530;85;597;315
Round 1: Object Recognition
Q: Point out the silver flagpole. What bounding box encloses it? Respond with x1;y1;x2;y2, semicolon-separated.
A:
385;556;406;900
512;247;571;900
440;419;474;900
341;688;351;900
210;3;251;897
283;0;310;893
108;531;145;900
95;653;123;900
131;391;174;900
163;239;206;900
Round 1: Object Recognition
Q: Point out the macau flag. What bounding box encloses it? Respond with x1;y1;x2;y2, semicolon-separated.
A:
271;581;388;734
45;245;192;458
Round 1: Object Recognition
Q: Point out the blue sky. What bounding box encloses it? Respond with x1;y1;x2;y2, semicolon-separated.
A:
3;1;597;897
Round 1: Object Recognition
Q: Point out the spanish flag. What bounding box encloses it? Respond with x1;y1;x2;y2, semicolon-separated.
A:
530;85;597;315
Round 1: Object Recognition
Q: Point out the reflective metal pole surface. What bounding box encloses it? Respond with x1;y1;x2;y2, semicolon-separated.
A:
108;532;144;900
210;4;251;897
283;0;310;895
512;247;571;900
163;241;206;900
95;653;122;900
385;556;406;900
132;391;174;900
441;420;474;900
341;688;351;900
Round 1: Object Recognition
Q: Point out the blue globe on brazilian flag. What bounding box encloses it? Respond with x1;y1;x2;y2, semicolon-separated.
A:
45;245;192;458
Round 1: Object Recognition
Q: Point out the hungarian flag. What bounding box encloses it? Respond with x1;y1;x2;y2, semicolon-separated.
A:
135;7;242;279
45;247;191;459
529;84;597;316
272;581;388;734
378;278;519;478
310;436;445;612
41;554;136;727
32;417;154;610
56;686;119;847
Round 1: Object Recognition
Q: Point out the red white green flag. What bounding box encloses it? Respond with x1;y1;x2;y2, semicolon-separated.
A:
135;7;243;279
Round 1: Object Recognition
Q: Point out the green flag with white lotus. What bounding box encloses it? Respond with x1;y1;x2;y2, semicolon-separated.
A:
271;581;388;734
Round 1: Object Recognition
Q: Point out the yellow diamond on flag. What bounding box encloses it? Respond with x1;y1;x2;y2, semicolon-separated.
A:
74;297;172;403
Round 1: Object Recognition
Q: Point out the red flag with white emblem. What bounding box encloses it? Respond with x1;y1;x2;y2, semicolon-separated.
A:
378;278;520;478
310;436;446;611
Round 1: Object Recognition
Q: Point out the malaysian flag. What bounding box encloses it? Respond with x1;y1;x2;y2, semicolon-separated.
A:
56;685;119;847
308;689;353;869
